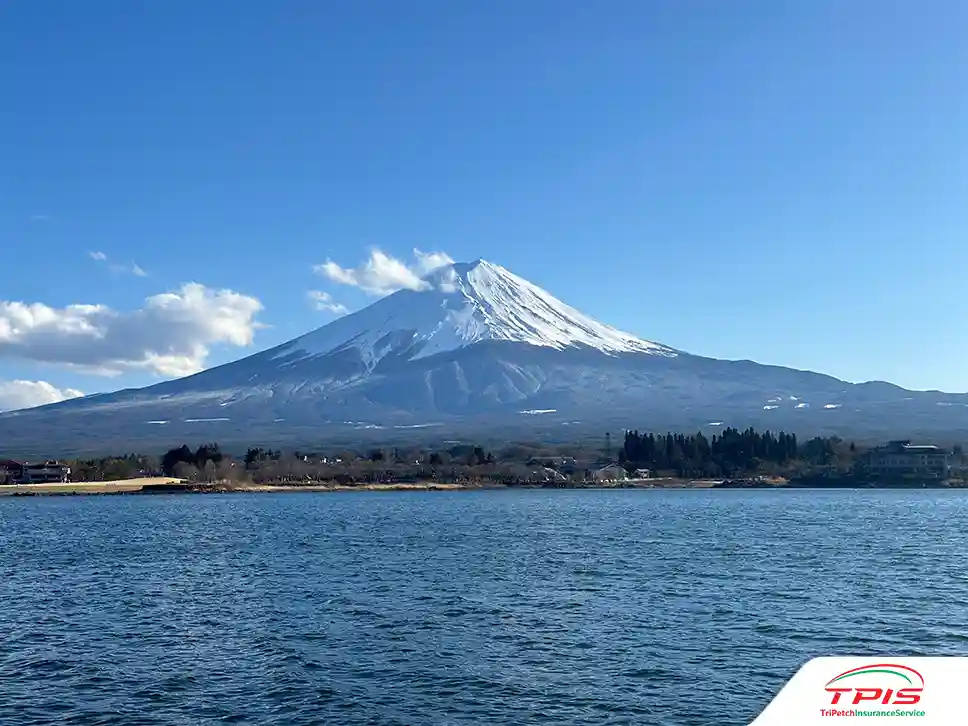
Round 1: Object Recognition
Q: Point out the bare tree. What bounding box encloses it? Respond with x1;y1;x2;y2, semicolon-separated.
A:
172;462;200;482
215;459;244;484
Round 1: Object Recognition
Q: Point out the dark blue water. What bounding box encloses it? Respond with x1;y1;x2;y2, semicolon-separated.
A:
2;489;968;725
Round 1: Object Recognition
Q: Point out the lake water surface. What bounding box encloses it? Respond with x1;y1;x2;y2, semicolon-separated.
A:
2;489;968;725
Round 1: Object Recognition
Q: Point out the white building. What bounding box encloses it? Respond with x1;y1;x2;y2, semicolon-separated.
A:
591;464;628;482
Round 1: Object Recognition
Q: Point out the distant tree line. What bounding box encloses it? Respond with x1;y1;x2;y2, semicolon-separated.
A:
49;426;874;486
137;441;552;486
67;453;158;482
162;443;223;474
620;427;854;477
158;442;242;482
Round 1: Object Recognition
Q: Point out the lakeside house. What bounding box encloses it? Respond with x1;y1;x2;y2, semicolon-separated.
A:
0;459;71;484
591;464;628;482
859;440;950;480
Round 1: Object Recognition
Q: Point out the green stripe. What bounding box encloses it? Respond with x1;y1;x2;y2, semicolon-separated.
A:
829;669;913;685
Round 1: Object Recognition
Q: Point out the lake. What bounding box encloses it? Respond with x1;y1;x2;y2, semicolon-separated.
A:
2;489;967;725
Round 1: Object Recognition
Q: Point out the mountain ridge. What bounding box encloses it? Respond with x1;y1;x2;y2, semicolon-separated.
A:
3;259;968;455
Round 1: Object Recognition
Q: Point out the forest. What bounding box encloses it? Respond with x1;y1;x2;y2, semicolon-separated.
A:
618;427;854;477
51;426;866;485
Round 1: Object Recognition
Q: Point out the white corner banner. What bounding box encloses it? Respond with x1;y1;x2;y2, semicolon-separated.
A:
750;657;966;724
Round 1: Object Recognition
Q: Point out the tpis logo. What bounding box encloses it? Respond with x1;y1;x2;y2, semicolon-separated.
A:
824;663;924;706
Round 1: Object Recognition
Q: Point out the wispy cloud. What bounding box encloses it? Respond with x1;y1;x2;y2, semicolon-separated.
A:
31;214;51;222
88;250;148;277
313;248;454;297
307;290;349;315
413;249;454;275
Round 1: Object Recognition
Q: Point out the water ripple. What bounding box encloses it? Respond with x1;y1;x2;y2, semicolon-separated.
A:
1;489;968;724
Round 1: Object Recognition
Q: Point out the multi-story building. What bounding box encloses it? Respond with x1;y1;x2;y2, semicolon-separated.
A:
860;440;950;479
0;459;71;484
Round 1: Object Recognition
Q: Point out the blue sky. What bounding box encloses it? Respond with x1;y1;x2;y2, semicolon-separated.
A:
2;0;967;409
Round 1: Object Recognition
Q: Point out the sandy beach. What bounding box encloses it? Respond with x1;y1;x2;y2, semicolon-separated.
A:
0;477;185;496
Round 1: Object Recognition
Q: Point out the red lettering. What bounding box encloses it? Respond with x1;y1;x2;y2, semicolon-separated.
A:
852;688;883;704
825;688;852;704
893;688;923;706
825;686;923;706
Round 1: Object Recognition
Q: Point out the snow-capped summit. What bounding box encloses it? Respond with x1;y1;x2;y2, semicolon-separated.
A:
276;258;676;368
5;257;968;456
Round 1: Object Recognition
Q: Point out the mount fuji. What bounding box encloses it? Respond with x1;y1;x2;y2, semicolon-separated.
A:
4;259;968;455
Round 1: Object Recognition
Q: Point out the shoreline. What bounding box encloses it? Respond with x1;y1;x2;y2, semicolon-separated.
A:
2;476;963;497
0;479;488;497
0;477;183;496
0;476;723;497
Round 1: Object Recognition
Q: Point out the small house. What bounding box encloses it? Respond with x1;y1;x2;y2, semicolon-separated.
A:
591;464;628;482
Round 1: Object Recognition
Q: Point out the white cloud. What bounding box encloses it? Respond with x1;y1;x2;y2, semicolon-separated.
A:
307;290;349;315
314;248;454;296
0;283;264;378
89;250;148;277
0;380;84;412
413;249;454;275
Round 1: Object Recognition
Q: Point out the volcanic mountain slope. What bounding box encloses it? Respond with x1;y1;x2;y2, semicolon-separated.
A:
4;259;968;455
